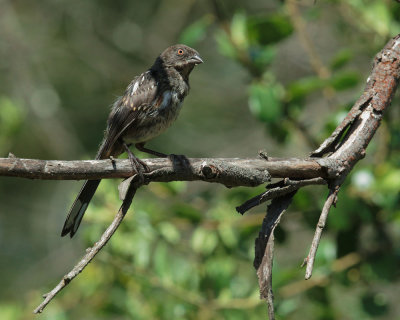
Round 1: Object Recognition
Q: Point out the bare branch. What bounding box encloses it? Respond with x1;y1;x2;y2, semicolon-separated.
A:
0;156;334;184
33;176;140;314
265;234;275;320
313;35;400;158
255;192;296;320
236;177;326;215
297;34;400;277
304;186;339;280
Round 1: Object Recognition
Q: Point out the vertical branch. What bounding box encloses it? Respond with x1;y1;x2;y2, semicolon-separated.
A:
255;192;297;319
265;234;275;320
305;186;339;279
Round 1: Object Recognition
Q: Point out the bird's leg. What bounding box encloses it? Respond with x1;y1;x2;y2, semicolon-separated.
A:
123;143;150;179
135;142;168;158
135;142;189;168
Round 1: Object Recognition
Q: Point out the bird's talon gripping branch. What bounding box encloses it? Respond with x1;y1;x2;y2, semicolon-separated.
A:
123;143;149;176
167;154;190;168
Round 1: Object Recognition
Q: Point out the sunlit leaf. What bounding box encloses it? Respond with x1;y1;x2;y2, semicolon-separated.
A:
230;12;248;49
248;82;284;123
218;224;238;248
215;30;237;59
191;227;218;255
158;222;181;244
247;14;293;46
287;76;326;102
330;71;360;91
179;15;214;47
330;49;353;70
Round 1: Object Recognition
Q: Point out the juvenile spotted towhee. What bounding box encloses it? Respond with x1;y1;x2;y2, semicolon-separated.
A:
61;44;203;238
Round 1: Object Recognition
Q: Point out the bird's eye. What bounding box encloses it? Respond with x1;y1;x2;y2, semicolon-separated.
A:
177;49;184;55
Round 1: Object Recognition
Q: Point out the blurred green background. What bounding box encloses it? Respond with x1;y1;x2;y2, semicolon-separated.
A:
1;0;400;319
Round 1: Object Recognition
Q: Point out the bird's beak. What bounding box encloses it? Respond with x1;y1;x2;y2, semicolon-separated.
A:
190;54;203;65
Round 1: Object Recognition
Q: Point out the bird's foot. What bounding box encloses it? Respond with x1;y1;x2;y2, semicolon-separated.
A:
135;142;168;158
168;154;190;168
123;143;149;182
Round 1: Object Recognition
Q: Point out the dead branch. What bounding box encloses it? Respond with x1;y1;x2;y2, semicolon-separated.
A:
236;177;326;214
304;186;339;279
34;176;141;313
0;156;334;184
251;34;400;319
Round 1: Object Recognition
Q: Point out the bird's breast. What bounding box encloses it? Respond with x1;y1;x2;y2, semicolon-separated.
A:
123;89;185;144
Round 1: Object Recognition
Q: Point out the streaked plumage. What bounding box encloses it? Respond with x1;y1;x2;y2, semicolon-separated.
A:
61;44;203;237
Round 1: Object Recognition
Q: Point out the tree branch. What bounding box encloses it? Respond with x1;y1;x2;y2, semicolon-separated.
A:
0;156;336;184
236;177;326;214
304;185;339;279
34;176;141;314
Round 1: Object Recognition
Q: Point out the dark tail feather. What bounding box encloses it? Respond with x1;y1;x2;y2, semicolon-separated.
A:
61;179;101;238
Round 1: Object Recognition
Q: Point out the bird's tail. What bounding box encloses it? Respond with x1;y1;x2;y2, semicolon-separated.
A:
61;179;101;238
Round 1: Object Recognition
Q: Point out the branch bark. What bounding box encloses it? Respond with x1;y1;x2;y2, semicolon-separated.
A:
0;156;333;183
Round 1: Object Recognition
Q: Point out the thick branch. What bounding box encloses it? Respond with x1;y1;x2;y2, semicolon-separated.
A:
0;157;334;186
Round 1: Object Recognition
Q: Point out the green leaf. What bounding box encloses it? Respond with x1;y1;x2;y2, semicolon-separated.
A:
172;203;202;223
248;82;284;123
204;256;235;290
158;222;181;244
191;227;218;255
376;168;400;192
330;49;353;70
218;224;238;248
230;12;248;49
247;14;293;46
0;304;23;320
330;71;360;91
154;242;170;279
179;15;213;47
250;45;276;69
215;30;237;59
0;97;25;153
361;3;391;37
287;76;326;102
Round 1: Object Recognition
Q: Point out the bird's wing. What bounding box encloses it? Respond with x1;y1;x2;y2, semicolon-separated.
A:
96;71;162;159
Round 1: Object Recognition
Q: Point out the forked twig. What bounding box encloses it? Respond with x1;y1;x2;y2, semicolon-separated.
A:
236;177;326;215
33;177;140;313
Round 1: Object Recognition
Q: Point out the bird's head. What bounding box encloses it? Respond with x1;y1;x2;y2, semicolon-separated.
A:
156;44;203;78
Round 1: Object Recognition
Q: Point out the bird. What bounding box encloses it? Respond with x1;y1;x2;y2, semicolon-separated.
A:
61;44;203;238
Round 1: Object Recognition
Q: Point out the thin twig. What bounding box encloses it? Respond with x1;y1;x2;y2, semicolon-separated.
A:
33;177;140;313
281;252;360;298
304;186;339;280
236;177;326;214
265;234;275;320
255;192;296;320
